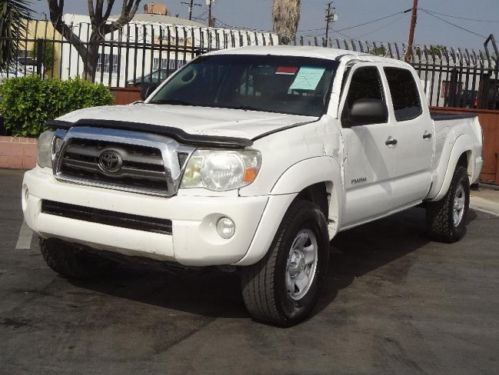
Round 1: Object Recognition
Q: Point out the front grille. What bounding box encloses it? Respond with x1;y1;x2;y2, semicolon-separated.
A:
58;139;169;195
41;200;172;235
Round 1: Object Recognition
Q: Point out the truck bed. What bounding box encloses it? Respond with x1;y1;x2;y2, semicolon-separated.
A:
430;112;477;121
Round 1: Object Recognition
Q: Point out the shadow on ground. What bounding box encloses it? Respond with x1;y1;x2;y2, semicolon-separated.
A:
69;206;478;322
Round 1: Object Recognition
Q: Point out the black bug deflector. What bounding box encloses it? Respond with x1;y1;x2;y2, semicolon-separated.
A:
46;119;254;149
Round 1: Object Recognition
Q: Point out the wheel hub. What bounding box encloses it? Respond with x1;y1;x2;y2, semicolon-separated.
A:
453;184;466;227
285;229;319;301
288;251;306;276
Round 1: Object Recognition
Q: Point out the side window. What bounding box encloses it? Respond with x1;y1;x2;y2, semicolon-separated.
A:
341;66;387;127
384;67;422;121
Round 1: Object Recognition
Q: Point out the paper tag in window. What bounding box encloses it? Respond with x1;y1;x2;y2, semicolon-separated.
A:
289;67;326;90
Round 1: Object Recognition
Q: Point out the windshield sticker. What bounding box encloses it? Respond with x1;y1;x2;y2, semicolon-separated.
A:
289;67;326;91
275;66;299;75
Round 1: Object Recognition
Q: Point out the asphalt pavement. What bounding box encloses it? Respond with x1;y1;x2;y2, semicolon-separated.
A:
1;169;498;375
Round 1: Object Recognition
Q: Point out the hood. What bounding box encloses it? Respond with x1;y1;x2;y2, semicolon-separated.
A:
58;103;318;141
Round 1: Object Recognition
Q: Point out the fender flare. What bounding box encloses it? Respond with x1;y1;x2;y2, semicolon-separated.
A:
271;156;344;232
235;157;343;266
430;135;472;201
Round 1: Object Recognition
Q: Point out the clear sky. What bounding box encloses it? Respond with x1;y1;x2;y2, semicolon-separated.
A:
30;0;499;50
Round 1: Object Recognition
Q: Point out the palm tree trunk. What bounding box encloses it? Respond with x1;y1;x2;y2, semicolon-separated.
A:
272;0;301;45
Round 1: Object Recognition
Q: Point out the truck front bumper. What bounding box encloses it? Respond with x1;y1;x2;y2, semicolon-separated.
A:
22;167;295;266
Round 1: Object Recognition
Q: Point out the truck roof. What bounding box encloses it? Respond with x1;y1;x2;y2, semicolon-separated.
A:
208;45;412;68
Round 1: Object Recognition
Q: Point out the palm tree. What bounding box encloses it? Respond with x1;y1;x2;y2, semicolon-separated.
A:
0;0;32;70
272;0;301;44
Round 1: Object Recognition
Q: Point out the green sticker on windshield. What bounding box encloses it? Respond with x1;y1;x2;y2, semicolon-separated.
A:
289;67;326;91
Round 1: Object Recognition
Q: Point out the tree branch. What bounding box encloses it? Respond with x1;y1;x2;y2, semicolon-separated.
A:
48;0;88;59
103;0;141;34
87;0;96;24
103;0;116;20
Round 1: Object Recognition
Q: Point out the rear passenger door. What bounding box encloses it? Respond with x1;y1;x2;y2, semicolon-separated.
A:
339;64;434;228
382;66;433;204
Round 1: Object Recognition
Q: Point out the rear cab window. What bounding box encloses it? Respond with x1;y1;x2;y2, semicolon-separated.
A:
384;67;422;121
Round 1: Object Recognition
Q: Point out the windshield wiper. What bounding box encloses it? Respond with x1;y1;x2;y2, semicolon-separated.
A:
221;105;261;112
150;99;196;106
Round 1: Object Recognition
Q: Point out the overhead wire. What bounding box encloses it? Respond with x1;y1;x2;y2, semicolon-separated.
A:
298;8;410;35
352;13;409;39
419;8;499;23
420;9;488;39
215;17;272;32
334;9;411;32
297;27;326;34
207;6;490;44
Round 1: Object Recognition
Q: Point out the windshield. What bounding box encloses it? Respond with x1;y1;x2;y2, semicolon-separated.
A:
149;54;339;117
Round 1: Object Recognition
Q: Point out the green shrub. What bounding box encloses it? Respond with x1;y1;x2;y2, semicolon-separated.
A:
0;76;113;137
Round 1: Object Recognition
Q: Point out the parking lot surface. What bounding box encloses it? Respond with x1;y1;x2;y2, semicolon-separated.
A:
1;169;498;374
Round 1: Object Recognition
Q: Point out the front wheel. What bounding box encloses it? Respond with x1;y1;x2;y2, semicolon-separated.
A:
241;200;330;327
426;166;470;243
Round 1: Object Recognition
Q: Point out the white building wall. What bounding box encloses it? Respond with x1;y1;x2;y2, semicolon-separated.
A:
60;14;278;87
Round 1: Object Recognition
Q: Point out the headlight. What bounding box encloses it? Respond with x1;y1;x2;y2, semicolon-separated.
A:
37;130;55;168
181;149;261;191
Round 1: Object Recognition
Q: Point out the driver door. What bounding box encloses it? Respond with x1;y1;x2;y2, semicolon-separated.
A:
339;64;399;227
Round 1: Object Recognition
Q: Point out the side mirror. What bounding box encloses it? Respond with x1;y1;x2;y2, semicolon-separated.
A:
349;98;387;126
140;83;159;101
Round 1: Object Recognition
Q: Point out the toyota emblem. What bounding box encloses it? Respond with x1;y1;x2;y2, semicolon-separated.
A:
98;149;123;174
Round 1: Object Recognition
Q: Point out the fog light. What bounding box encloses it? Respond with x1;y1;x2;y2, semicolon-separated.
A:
216;217;235;239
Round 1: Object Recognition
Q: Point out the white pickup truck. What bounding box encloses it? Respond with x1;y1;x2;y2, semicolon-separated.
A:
22;46;483;326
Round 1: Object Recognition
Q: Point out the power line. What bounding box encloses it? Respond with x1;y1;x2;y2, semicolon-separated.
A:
298;8;409;35
215;17;271;33
420;9;488;39
297;27;326;34
331;30;356;40
420;8;499;23
356;14;407;39
335;9;411;32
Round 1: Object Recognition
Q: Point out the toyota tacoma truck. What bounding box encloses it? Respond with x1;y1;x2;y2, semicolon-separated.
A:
22;46;483;326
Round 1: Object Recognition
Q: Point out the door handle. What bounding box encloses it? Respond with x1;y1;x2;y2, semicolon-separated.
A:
423;131;432;140
385;136;398;147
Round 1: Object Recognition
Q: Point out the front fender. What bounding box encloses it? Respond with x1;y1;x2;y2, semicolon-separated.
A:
235;157;343;266
270;156;340;195
271;156;344;235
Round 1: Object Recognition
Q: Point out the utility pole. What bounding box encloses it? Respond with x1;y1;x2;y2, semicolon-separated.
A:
207;0;215;27
181;0;201;20
324;2;337;47
405;0;419;62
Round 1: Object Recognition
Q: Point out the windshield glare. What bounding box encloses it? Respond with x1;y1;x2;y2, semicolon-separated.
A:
149;55;338;117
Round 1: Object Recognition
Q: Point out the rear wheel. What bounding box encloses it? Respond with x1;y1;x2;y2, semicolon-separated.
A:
40;238;116;279
241;200;330;327
426;166;470;243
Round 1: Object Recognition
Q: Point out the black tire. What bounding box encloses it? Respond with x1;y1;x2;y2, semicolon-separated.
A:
241;200;330;327
40;238;115;279
426;166;470;243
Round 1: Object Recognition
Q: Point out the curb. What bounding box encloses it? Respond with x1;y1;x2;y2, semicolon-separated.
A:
470;196;499;217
